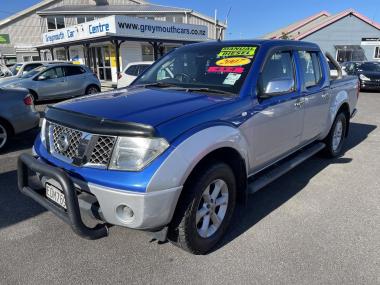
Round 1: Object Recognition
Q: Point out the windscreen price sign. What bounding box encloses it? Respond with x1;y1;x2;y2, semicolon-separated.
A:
0;34;10;44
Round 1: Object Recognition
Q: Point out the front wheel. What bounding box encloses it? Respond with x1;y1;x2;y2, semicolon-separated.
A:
0;122;9;151
85;85;100;95
323;112;347;157
168;162;236;254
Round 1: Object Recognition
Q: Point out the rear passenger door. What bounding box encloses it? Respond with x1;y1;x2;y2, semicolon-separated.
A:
297;51;330;144
64;65;87;96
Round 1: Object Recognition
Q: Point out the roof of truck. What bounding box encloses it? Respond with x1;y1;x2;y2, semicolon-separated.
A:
186;39;320;49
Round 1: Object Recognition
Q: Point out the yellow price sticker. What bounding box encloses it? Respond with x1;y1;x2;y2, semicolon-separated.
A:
218;47;257;57
216;57;251;67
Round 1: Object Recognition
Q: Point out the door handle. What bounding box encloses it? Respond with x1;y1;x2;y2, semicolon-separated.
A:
294;98;305;108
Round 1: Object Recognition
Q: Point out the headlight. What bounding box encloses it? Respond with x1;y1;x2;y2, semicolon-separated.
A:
109;137;169;171
359;74;370;81
40;118;47;148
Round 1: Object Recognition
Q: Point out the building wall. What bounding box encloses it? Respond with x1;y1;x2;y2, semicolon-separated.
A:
302;15;380;61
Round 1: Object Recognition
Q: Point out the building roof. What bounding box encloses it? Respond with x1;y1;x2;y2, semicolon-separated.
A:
0;0;147;28
263;9;380;40
37;3;227;27
37;4;190;15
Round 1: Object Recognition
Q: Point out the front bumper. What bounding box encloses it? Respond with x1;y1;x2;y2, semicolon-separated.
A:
360;80;380;90
17;153;182;239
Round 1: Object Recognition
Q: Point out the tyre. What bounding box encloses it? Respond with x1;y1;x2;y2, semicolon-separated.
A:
0;122;9;151
323;112;347;157
85;85;100;95
168;162;237;254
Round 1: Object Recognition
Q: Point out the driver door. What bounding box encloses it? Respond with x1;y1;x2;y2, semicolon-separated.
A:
249;50;305;172
35;67;67;100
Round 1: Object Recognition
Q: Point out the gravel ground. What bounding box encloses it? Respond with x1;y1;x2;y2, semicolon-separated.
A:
0;93;379;285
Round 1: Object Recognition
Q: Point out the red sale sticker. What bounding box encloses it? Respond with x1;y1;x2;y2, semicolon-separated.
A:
207;66;245;73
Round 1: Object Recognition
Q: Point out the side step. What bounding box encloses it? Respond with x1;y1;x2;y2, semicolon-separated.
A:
247;142;326;194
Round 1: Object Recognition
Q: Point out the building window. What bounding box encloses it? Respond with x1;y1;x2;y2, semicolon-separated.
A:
165;16;184;23
142;45;154;61
374;47;380;59
77;15;96;24
47;16;65;31
56;49;67;61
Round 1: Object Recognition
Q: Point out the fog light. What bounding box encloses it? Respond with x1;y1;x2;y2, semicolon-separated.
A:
116;204;134;223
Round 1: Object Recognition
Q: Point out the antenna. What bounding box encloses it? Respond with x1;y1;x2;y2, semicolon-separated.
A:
218;7;231;41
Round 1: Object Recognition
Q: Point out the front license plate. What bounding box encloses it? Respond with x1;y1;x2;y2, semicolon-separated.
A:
46;183;67;209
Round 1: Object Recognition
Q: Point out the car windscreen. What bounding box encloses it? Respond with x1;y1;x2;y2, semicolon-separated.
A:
20;65;48;78
358;62;380;72
133;44;259;95
9;64;22;75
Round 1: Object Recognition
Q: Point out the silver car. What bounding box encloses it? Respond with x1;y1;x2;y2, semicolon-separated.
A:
0;64;101;102
0;88;40;151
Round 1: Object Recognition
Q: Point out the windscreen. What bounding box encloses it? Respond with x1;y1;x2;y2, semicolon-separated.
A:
9;64;22;75
20;65;48;78
133;44;259;95
358;62;380;72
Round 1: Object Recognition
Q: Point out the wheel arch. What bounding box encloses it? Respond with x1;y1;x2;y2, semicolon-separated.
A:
147;125;250;202
182;147;248;204
336;102;350;137
28;89;38;101
0;116;15;136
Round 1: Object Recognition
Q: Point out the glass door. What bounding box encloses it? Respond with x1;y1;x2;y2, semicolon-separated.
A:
89;46;112;81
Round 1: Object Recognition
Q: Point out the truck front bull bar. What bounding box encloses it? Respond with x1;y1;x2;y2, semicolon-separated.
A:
17;153;108;240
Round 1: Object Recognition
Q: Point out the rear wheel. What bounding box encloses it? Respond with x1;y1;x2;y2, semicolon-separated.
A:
323;112;347;157
168;162;236;254
0;122;9;151
85;85;100;95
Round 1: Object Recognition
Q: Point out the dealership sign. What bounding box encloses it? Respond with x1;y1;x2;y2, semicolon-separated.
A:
361;38;380;45
42;16;208;45
0;34;10;44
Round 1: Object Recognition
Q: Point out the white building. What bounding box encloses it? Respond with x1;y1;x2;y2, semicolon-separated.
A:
0;0;226;83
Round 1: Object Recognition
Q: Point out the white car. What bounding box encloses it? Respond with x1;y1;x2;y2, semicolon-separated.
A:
117;61;153;88
9;61;69;77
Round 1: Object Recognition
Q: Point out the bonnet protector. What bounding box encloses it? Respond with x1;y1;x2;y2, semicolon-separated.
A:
45;106;156;137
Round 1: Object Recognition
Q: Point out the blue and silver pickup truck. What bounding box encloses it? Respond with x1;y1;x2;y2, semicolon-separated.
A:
18;40;358;254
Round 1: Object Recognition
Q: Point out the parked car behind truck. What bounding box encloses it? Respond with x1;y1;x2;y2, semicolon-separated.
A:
0;63;101;102
0;88;39;151
18;40;358;254
117;61;153;88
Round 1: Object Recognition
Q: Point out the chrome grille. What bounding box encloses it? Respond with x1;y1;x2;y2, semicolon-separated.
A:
89;136;116;165
48;122;116;167
51;124;82;159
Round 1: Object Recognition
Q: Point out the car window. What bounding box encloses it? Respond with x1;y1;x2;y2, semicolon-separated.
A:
40;67;64;80
261;51;295;94
10;64;22;75
64;66;86;76
298;51;322;88
125;65;139;76
136;64;150;75
24;63;42;72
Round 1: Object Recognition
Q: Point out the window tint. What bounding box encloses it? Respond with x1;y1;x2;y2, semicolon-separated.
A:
298;51;322;88
125;65;139;76
65;66;85;76
24;63;42;72
136;64;150;75
261;51;295;94
40;67;64;79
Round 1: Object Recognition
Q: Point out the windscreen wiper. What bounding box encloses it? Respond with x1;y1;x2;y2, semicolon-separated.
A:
137;82;179;89
182;87;235;96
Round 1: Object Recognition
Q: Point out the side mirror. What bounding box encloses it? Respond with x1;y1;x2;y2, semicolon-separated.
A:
37;75;48;81
22;71;28;75
260;78;294;97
